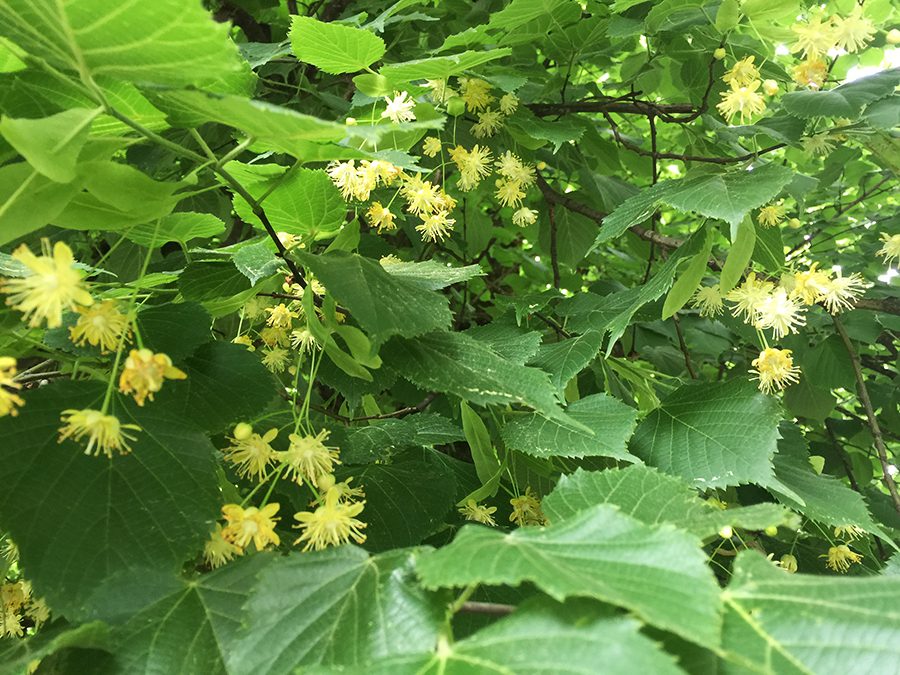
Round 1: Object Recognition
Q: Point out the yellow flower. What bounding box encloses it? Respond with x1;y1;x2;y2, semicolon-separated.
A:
877;233;900;267
293;487;367;551
750;348;801;395
203;523;242;568
716;80;766;124
757;204;786;228
790;14;835;58
779;554;798;573
28;595;50;627
762;79;778;96
722;56;759;87
422;136;442;157
495;178;525;209
242;297;269;321
509;487;545;527
416;210;456;242
331;476;365;501
499;92;519;114
221;503;281;551
261;346;291;373
277;429;340;484
265;303;297;329
223;427;278;481
381;90;416;123
326;160;380;201
459;499;497;525
259;326;290;348
792;58;827;89
459;77;494;112
0;357;24;417
789;263;831;305
451;144;493;191
58;408;141;458
822;544;863;573
366;202;397;233
401;174;443;215
118;348;187;406
69;300;131;352
362;160;401;187
834;525;866;542
801;135;835;156
232;334;255;351
512;207;538;227
1;581;27;613
425;79;456;104
820;272;869;314
754;288;806;339
290;327;320;353
726;273;775;323
472;109;504;138
2;240;93;329
495;151;536;187
831;7;875;53
1;610;22;638
691;284;724;317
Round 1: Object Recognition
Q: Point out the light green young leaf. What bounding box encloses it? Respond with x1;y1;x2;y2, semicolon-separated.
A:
461;401;500;488
0;163;82;246
289;16;386;74
232;239;281;285
722;551;900;673
544;466;797;539
719;216;756;293
0;0;254;92
293;251;452;343
340;597;685;675
0;107;100;183
501;393;639;462
124;212;226;248
375;48;512;88
662;225;713;319
630;378;785;491
379;258;484;290
416;503;723;648
229;547;447;673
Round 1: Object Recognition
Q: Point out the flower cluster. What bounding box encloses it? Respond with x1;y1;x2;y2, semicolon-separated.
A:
293;486;367;551
1;578;50;638
0;357;24;418
509;487;546;527
790;7;876;89
716;56;772;124
118;348;187;406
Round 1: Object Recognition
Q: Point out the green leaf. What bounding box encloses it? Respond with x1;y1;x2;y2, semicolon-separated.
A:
0;621;109;675
289;16;386;74
124;212;226;248
465;322;543;364
528;330;604;392
722;551;900;673
375;48;512;88
349;597;685;674
544;466;797;539
720;216;755;293
178;261;256;317
338;450;456;550
461;401;500;487
715;0;741;31
486;0;574;32
0;0;254;92
753;220;785;272
379;258;484;290
416;503;722;648
232;239;281;285
135;301;211;360
161;341;278;434
0;162;82;246
501;394;639;461
630;378;785;491
256;168;345;239
0;107;99;183
293;251;452;343
0;381;220;617
598;163;795;241
662;226;713;319
772;425;888;538
88;556;272;674
229;547;447;673
384;331;563;417
782;67;900;119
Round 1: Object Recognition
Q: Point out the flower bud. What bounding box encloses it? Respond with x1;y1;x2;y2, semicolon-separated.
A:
233;422;253;441
718;525;733;539
780;553;798;573
345;117;357;126
788;218;802;229
764;525;778;537
763;79;778;96
536;161;547;171
887;29;900;45
317;473;336;492
446;96;466;117
714;48;727;60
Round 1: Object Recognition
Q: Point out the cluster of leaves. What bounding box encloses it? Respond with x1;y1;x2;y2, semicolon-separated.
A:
0;0;899;672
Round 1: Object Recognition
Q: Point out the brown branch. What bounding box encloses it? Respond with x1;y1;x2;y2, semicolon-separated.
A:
672;314;697;379
458;601;516;616
313;393;437;424
854;297;900;317
529;99;695;117
833;316;900;514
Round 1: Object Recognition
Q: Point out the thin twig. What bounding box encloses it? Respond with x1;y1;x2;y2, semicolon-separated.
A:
313;393;437;424
458;601;516;616
672;314;697;379
833;316;900;514
548;202;560;289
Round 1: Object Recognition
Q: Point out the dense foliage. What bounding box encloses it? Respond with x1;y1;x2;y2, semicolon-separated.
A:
0;0;899;672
